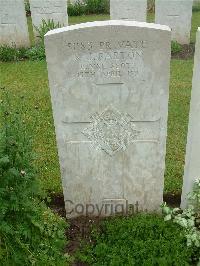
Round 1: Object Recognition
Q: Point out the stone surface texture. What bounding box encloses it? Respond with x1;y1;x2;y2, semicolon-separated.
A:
45;20;171;217
155;0;193;44
181;28;200;208
30;0;68;36
110;0;147;22
0;0;29;47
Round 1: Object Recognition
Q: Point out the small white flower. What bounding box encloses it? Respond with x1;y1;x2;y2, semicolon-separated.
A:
20;170;26;176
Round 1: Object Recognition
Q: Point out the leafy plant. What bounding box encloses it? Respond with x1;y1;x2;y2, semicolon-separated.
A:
171;41;182;55
26;44;45;60
34;19;63;45
0;88;69;265
68;1;86;16
193;2;200;12
84;0;109;14
67;0;109;16
0;19;61;62
77;214;198;265
0;45;21;62
162;179;200;263
0;45;45;62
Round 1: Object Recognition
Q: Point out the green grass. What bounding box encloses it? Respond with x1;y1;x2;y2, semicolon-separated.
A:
0;12;199;265
69;13;109;24
0;61;60;193
76;214;199;265
191;10;200;43
1;12;199;194
0;59;193;194
165;60;193;193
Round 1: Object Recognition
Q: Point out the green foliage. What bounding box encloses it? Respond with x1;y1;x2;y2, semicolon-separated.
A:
68;1;86;16
0;88;69;265
26;45;45;60
0;19;62;62
0;45;45;62
162;179;200;255
171;41;183;55
0;45;23;62
34;19;63;45
193;2;200;12
67;0;109;16
84;0;110;14
189;179;200;211
77;214;198;265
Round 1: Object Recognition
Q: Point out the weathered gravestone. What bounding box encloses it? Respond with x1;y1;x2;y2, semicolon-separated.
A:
29;0;68;37
110;0;147;22
155;0;193;44
45;21;171;217
0;0;29;47
181;28;200;209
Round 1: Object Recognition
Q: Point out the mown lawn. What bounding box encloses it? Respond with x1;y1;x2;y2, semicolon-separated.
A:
0;59;193;194
0;10;199;266
1;11;199;194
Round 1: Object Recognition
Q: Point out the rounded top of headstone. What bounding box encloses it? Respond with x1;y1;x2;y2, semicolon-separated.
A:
44;20;171;38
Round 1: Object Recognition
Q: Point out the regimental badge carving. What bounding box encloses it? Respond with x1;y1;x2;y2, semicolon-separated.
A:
82;105;140;156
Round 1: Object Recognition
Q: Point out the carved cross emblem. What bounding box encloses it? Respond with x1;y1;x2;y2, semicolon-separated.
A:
82;106;140;156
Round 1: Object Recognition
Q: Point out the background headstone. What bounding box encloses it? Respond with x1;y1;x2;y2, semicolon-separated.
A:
0;0;30;47
110;0;147;22
181;28;200;209
193;0;200;5
155;0;193;44
45;21;171;218
30;0;68;37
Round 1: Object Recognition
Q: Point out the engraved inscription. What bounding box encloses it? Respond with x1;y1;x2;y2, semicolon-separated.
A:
65;39;148;80
65;40;148;51
82;105;140;156
32;1;64;15
78;50;143;79
167;14;180;18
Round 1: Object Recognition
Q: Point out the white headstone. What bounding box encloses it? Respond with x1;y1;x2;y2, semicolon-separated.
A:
155;0;193;44
45;21;171;218
30;0;68;37
0;0;29;47
110;0;147;22
181;28;200;209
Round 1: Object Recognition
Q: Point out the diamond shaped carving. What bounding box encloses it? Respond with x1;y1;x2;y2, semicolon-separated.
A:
82;106;140;156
